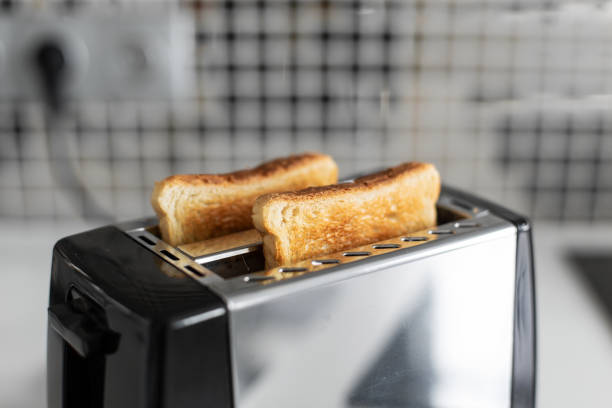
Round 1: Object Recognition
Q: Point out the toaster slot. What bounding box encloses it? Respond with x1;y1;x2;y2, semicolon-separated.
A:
200;250;266;280
240;204;484;284
436;204;469;225
145;224;162;238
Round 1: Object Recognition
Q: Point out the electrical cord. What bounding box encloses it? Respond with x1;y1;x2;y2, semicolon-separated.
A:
34;39;113;221
35;40;65;114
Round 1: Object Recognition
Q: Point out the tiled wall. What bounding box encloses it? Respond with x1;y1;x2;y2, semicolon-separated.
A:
0;0;611;221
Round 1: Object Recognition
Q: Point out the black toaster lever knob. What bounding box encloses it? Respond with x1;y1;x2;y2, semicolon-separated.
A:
48;304;119;358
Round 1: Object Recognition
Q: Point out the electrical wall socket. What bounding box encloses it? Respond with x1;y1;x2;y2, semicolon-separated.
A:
0;6;194;102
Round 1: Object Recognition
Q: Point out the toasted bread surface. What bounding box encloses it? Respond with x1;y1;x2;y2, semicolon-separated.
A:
252;162;440;268
152;152;338;246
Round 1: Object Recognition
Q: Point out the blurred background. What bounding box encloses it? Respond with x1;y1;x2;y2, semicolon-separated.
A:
1;0;611;406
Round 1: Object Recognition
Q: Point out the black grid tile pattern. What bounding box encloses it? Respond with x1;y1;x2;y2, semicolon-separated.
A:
0;0;611;221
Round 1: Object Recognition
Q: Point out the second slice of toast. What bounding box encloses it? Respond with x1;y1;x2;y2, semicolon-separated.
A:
252;162;440;268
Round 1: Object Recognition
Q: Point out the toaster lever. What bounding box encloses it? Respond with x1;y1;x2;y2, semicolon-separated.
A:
48;304;119;358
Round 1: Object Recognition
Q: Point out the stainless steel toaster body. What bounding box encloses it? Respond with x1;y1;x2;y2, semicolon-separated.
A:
47;186;535;408
227;222;517;407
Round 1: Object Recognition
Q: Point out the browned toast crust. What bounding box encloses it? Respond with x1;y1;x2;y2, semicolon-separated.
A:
160;152;333;186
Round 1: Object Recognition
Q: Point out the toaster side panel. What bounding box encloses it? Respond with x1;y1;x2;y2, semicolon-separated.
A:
510;227;536;408
227;231;517;408
442;186;537;408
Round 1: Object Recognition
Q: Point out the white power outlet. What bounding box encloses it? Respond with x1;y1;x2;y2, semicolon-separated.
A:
0;6;194;101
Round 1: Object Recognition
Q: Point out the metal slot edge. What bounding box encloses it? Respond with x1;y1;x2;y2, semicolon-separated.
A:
191;243;262;265
123;229;222;285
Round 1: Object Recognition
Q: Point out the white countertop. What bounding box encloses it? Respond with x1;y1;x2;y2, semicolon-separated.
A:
534;223;612;408
0;219;611;407
0;220;98;408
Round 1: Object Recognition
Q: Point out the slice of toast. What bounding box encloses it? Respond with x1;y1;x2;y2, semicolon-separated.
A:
252;162;440;268
152;153;338;246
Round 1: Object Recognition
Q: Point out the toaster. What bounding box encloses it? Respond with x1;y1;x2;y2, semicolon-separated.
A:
47;185;536;408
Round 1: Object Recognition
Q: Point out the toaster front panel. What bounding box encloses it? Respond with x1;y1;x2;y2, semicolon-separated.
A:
226;228;517;408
